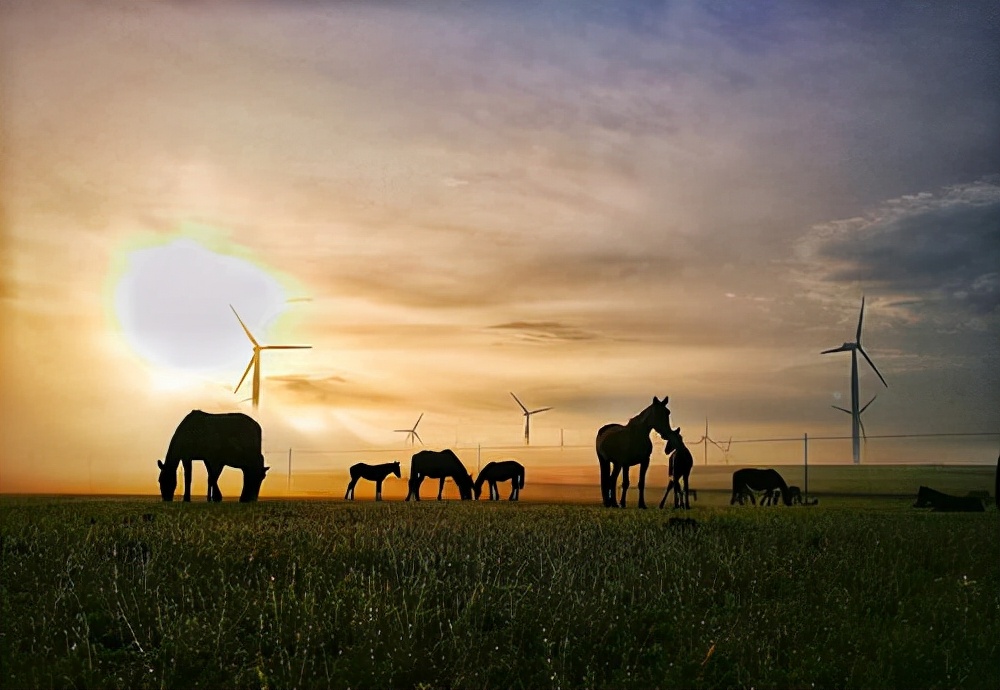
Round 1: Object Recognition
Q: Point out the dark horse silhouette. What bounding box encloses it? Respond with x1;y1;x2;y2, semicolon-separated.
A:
157;410;270;502
730;468;792;506
404;449;474;501
913;486;984;512
595;396;673;508
345;461;401;501
474;460;525;501
659;426;694;510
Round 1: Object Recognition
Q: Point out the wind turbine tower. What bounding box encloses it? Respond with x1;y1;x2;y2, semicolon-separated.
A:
231;305;312;410
510;392;552;445
395;414;424;446
821;296;888;464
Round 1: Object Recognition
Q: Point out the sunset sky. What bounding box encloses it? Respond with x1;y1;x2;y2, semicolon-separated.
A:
2;0;998;495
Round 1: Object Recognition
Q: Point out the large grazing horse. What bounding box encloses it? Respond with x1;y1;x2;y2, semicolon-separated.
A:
474;460;525;501
659;426;694;510
405;449;475;501
345;461;401;501
730;468;792;506
157;410;270;502
913;486;984;513
595;396;673;508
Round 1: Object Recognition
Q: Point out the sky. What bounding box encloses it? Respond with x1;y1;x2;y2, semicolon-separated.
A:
1;0;998;496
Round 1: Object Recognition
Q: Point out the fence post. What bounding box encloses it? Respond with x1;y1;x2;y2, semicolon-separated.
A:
287;448;292;494
803;433;808;504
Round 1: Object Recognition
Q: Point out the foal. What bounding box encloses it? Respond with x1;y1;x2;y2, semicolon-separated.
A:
659;427;694;510
345;461;401;501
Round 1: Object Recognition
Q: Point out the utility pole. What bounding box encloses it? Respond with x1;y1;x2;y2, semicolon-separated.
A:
803;433;809;504
287;448;292;493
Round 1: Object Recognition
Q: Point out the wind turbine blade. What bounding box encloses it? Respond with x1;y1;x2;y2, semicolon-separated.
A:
821;346;851;354
230;305;260;347
510;392;528;413
859;396;877;414
859;418;868;442
260;345;312;350
531;407;553;414
831;405;852;415
235;357;254;393
858;347;888;387
414;413;423;429
413;431;423;444
394;429;409;433
856;295;865;342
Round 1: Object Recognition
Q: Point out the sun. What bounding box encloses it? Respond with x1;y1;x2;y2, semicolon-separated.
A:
110;235;289;373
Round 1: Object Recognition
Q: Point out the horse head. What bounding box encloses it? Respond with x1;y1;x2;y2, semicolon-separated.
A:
913;485;932;508
644;396;672;438
664;426;683;454
239;466;270;502
157;459;176;502
392;461;402;478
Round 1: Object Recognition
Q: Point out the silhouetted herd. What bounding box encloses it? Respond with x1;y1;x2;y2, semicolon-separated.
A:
155;407;998;513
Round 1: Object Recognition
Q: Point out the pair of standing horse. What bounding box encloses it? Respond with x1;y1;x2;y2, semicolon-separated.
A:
595;396;694;509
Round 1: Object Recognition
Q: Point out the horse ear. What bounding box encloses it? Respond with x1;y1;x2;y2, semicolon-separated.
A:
674;426;680;433
157;460;164;469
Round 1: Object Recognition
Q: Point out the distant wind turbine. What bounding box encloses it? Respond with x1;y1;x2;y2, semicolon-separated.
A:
231;304;312;410
821;296;888;464
510;392;552;445
395;414;424;446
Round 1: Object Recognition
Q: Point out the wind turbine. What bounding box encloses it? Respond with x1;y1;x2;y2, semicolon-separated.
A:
510;392;552;445
231;304;312;410
821;296;888;464
833;395;876;458
395;414;424;446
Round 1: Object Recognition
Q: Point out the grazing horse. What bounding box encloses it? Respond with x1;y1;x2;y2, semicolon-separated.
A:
156;410;270;502
595;396;673;508
730;468;792;507
345;461;401;501
405;449;475;501
659;426;694;510
913;486;984;512
474;460;525;501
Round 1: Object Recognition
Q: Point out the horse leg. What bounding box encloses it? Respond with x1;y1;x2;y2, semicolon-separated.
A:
437;477;446;501
206;464;223;502
375;479;383;501
680;475;689;510
637;461;649;509
508;481;516;501
659;480;673;509
619;466;631;508
345;477;358;500
182;459;193;502
599;455;614;507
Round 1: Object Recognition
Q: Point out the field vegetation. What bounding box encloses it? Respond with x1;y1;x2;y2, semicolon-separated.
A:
1;496;997;689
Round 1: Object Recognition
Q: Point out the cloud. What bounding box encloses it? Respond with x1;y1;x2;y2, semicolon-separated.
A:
488;321;598;343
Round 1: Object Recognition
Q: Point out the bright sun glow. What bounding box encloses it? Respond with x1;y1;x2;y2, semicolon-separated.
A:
113;236;288;373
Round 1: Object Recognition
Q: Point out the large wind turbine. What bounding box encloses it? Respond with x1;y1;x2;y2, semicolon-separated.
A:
821;296;887;464
395;414;424;446
510;392;552;445
231;305;312;410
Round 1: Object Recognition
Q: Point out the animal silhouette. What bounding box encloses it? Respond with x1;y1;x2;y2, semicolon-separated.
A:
995;453;999;509
595;396;673;508
730;468;792;506
345;461;401;501
659;426;694;510
474;460;525;501
404;449;474;501
913;486;984;512
157;410;270;502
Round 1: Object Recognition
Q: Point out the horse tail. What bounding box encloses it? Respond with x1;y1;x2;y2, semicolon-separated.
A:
518;467;525;489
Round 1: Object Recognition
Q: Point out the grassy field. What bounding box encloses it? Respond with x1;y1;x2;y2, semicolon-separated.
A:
1;496;998;689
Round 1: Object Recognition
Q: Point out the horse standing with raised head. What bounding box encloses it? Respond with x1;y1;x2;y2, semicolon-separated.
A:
156;410;270;503
474;460;525;501
595;396;673;508
730;468;793;506
404;449;475;501
345;461;401;501
659;426;694;510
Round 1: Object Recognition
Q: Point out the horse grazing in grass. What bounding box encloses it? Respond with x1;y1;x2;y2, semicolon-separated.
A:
913;486;984;513
474;460;525;501
157;410;270;502
595;396;673;508
730;468;792;506
659;426;694;510
345;461;401;501
405;449;474;501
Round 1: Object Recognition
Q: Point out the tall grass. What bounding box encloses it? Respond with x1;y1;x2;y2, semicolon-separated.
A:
1;497;997;689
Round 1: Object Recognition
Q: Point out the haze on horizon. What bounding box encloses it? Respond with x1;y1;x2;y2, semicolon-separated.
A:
1;0;998;496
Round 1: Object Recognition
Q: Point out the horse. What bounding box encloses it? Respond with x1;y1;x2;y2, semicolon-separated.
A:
913;486;984;512
157;410;270;502
595;396;673;508
730;468;792;506
345;461;401;501
474;460;525;501
659;426;694;510
404;449;475;501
